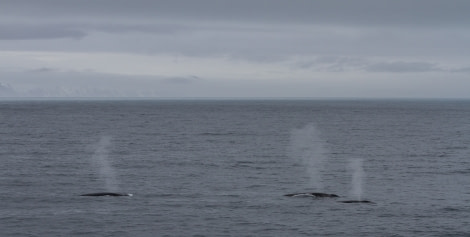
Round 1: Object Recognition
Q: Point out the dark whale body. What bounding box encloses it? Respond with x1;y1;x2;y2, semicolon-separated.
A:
80;192;131;197
285;192;339;198
339;200;374;204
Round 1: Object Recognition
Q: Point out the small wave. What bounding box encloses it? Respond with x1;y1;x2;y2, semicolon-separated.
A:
443;146;468;150
198;132;233;136
245;184;265;189
440;206;467;212
198;132;256;136
444;169;470;175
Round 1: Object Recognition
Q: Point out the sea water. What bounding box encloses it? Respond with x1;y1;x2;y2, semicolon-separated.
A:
1;99;469;236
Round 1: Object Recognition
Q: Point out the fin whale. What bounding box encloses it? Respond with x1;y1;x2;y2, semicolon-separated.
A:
80;192;132;197
284;192;339;198
284;192;374;203
338;200;374;204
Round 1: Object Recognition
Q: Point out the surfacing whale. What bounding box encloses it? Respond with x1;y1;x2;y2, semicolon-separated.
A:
80;192;132;197
284;192;339;198
338;200;374;204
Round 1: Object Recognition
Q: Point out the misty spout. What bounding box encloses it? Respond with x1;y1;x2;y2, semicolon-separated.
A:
91;135;119;192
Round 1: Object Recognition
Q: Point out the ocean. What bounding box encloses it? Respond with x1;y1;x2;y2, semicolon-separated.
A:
1;99;469;236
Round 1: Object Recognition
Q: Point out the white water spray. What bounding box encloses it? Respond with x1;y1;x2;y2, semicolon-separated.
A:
349;158;365;200
289;124;327;191
91;135;119;192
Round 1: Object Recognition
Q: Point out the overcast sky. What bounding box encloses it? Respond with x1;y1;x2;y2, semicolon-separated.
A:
1;0;470;98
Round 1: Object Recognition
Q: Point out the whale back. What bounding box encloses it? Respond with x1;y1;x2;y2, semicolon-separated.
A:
285;192;339;198
80;192;130;197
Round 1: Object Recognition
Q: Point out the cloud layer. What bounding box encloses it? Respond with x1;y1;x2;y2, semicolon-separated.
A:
1;0;470;98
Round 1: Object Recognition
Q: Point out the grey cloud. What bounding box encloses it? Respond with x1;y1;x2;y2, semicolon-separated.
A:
451;67;470;73
295;56;367;72
163;76;202;84
365;61;442;73
293;58;470;74
2;1;469;63
27;67;58;73
0;21;189;41
91;23;187;34
3;0;470;28
0;24;86;40
4;21;467;64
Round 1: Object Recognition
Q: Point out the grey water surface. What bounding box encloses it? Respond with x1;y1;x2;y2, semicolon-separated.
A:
1;100;469;236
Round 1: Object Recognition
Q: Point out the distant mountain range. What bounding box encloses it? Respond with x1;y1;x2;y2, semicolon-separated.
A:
0;83;18;97
0;83;159;97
